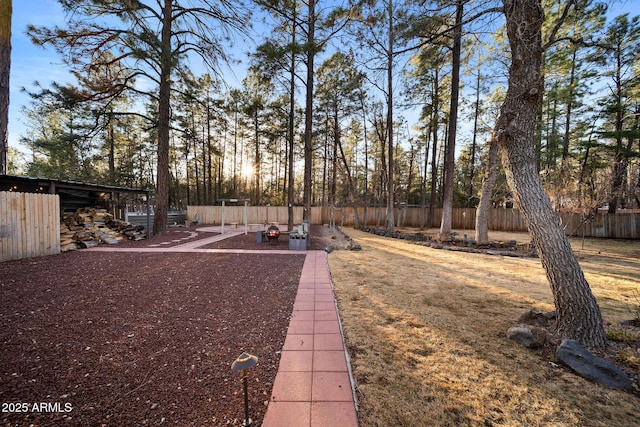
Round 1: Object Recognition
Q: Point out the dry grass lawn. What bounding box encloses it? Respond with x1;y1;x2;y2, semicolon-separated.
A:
329;228;640;427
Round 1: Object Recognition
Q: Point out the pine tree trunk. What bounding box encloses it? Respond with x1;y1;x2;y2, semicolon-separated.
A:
303;0;315;222
385;0;394;231
361;92;369;229
427;75;439;229
468;70;481;206
337;128;361;229
499;0;604;348
153;0;172;235
439;0;463;238
475;133;498;245
254;113;260;204
287;21;295;229
0;0;10;175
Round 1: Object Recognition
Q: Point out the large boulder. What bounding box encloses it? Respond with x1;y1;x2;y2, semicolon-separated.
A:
555;339;632;390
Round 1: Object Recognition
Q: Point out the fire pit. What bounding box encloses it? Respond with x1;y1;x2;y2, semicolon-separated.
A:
266;225;281;243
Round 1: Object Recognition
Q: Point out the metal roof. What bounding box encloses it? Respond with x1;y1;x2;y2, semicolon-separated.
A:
0;174;150;194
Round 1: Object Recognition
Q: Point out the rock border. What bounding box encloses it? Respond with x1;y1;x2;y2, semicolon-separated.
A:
361;227;537;257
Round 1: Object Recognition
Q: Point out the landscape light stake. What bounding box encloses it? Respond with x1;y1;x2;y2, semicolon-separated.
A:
231;352;258;427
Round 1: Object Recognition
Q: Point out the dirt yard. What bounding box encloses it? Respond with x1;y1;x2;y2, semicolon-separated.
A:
0;225;341;426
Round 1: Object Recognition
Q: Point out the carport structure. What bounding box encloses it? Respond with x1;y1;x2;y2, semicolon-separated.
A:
0;174;152;237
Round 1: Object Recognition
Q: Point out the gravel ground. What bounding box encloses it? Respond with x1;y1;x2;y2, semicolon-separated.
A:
0;225;345;426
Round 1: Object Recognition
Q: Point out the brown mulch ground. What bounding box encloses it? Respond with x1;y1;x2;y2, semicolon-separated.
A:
0;226;342;426
113;224;346;251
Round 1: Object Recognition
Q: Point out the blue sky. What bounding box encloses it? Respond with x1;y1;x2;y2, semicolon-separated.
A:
7;0;640;160
10;0;69;152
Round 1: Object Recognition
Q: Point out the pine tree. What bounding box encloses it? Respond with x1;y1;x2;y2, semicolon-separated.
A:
28;0;249;234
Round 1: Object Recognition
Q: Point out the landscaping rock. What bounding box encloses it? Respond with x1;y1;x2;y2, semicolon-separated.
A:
555;339;632;390
362;227;538;257
517;309;555;327
507;324;548;348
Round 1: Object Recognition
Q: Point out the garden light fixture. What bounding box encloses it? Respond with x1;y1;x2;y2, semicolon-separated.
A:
231;352;258;427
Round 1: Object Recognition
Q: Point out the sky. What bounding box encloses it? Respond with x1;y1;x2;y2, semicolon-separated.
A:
7;0;255;158
9;0;70;153
7;0;640;162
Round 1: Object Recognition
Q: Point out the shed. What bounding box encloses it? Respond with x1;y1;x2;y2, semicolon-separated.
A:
1;174;151;226
0;175;152;261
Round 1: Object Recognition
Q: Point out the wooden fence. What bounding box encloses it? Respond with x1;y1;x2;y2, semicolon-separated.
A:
187;205;306;226
1;192;60;262
324;207;530;231
186;206;528;231
559;211;640;239
186;205;639;239
2;198;636;263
